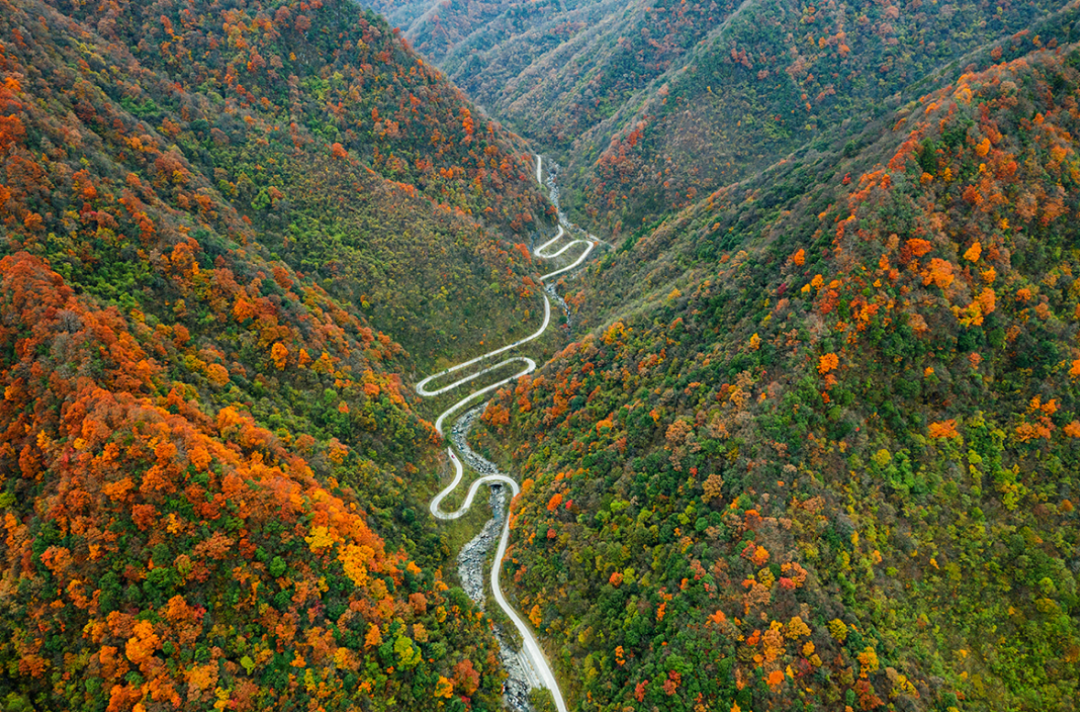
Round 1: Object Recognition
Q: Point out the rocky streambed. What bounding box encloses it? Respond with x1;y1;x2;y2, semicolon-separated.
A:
450;407;535;712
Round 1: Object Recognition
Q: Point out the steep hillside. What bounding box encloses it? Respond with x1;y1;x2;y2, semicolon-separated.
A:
0;0;562;709
567;0;1080;235
7;0;1080;710
32;0;553;363
475;39;1080;711
362;0;1074;240
0;253;501;712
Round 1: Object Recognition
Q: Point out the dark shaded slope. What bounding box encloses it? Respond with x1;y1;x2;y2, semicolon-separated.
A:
360;0;1075;245
567;0;1080;235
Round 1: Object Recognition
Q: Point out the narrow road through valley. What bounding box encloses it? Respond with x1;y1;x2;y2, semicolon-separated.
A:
416;155;594;712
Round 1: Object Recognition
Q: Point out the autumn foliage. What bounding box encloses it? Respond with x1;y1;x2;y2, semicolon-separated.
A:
467;23;1080;712
0;0;526;708
0;253;500;710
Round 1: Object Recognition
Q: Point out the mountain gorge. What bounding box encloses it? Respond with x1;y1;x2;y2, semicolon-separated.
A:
368;0;1074;236
2;0;1080;711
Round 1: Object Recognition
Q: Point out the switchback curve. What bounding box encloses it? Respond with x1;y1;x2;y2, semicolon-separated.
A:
416;154;595;712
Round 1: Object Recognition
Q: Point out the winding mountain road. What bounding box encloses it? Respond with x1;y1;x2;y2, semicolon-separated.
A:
415;155;594;712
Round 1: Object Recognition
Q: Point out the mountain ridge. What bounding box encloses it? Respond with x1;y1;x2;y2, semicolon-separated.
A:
364;0;1077;239
3;0;1080;710
0;0;568;708
470;32;1080;712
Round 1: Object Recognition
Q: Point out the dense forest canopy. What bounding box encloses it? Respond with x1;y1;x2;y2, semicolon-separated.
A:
0;0;559;709
3;0;1080;711
362;0;1076;236
472;17;1080;712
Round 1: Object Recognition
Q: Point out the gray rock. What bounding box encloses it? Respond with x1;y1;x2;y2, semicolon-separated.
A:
450;407;535;712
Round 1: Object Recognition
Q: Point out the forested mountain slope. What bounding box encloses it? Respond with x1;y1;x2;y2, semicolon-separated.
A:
362;0;1074;239
23;0;553;362
0;0;556;709
475;36;1080;712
